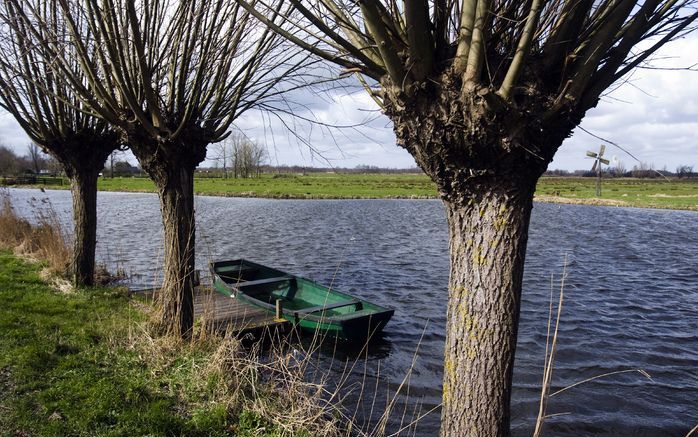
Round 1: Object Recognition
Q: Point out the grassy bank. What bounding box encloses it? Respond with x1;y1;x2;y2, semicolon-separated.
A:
534;177;698;210
98;173;438;199
0;187;345;436
0;252;342;436
8;173;698;210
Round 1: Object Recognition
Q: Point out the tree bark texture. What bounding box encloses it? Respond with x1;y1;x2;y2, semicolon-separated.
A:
155;166;196;338
57;137;116;288
441;184;534;437
382;80;573;436
68;167;100;287
124;124;208;338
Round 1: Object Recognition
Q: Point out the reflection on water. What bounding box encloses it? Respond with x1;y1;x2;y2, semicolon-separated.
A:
7;188;698;436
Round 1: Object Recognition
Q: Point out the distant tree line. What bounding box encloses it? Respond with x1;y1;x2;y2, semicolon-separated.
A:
0;144;146;179
107;160;141;177
544;162;696;179
6;143;694;181
0;143;62;176
314;164;424;174
676;165;695;179
207;133;267;179
197;163;425;176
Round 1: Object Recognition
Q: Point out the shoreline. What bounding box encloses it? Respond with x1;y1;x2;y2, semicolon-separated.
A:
533;195;698;211
0;252;340;435
5;183;697;212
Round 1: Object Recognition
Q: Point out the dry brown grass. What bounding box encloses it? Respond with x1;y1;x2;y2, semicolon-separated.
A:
0;190;70;275
118;300;346;437
0;189;420;435
136;286;432;436
186;284;430;436
94;262;127;285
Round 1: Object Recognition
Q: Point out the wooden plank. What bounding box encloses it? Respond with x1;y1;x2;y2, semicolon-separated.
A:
217;264;247;273
194;291;273;326
132;286;289;335
236;276;294;287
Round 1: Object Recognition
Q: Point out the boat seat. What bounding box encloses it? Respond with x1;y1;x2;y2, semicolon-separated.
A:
217;264;259;280
236;276;294;288
297;299;362;314
218;265;260;281
217;264;257;273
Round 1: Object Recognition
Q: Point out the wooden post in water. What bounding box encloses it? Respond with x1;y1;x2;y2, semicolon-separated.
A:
275;299;283;320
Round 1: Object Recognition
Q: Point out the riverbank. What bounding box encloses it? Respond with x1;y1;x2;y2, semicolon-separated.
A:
534;177;698;211
0;252;341;436
5;173;698;210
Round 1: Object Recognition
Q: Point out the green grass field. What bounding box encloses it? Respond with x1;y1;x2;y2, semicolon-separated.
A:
0;253;319;436
97;172;438;199
14;173;698;210
535;177;698;210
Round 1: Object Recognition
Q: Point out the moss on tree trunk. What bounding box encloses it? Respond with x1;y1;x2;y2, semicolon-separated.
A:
440;178;535;436
385;84;553;435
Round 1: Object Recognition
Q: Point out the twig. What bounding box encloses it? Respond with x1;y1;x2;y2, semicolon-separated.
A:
550;368;653;397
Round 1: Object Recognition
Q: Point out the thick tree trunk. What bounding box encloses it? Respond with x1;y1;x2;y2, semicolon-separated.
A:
382;71;573;437
440;178;536;437
68;167;100;287
155;166;196;338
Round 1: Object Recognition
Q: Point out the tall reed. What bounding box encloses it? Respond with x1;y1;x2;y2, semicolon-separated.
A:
533;256;653;436
0;189;69;275
134;287;346;436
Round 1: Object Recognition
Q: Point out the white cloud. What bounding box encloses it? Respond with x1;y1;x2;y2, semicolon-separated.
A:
552;36;698;171
222;89;415;168
3;36;696;171
0;111;33;152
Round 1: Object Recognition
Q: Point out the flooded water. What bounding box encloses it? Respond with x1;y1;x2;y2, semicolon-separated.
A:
7;188;698;436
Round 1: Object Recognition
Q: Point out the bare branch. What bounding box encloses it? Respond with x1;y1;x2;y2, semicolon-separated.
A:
498;0;543;100
359;0;407;86
453;0;478;74
463;0;490;86
405;0;433;80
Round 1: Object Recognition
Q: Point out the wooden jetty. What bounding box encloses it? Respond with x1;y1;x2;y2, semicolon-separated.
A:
132;286;291;338
193;289;291;335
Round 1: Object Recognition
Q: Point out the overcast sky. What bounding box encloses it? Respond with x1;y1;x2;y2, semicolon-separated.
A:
2;36;696;172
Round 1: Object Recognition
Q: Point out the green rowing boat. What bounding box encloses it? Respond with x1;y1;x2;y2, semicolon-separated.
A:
210;259;394;341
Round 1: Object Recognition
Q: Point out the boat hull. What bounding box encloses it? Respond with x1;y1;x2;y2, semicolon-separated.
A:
210;259;394;341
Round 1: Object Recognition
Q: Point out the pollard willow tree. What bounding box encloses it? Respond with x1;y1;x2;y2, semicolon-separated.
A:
0;2;121;286
12;0;305;336
237;0;698;435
